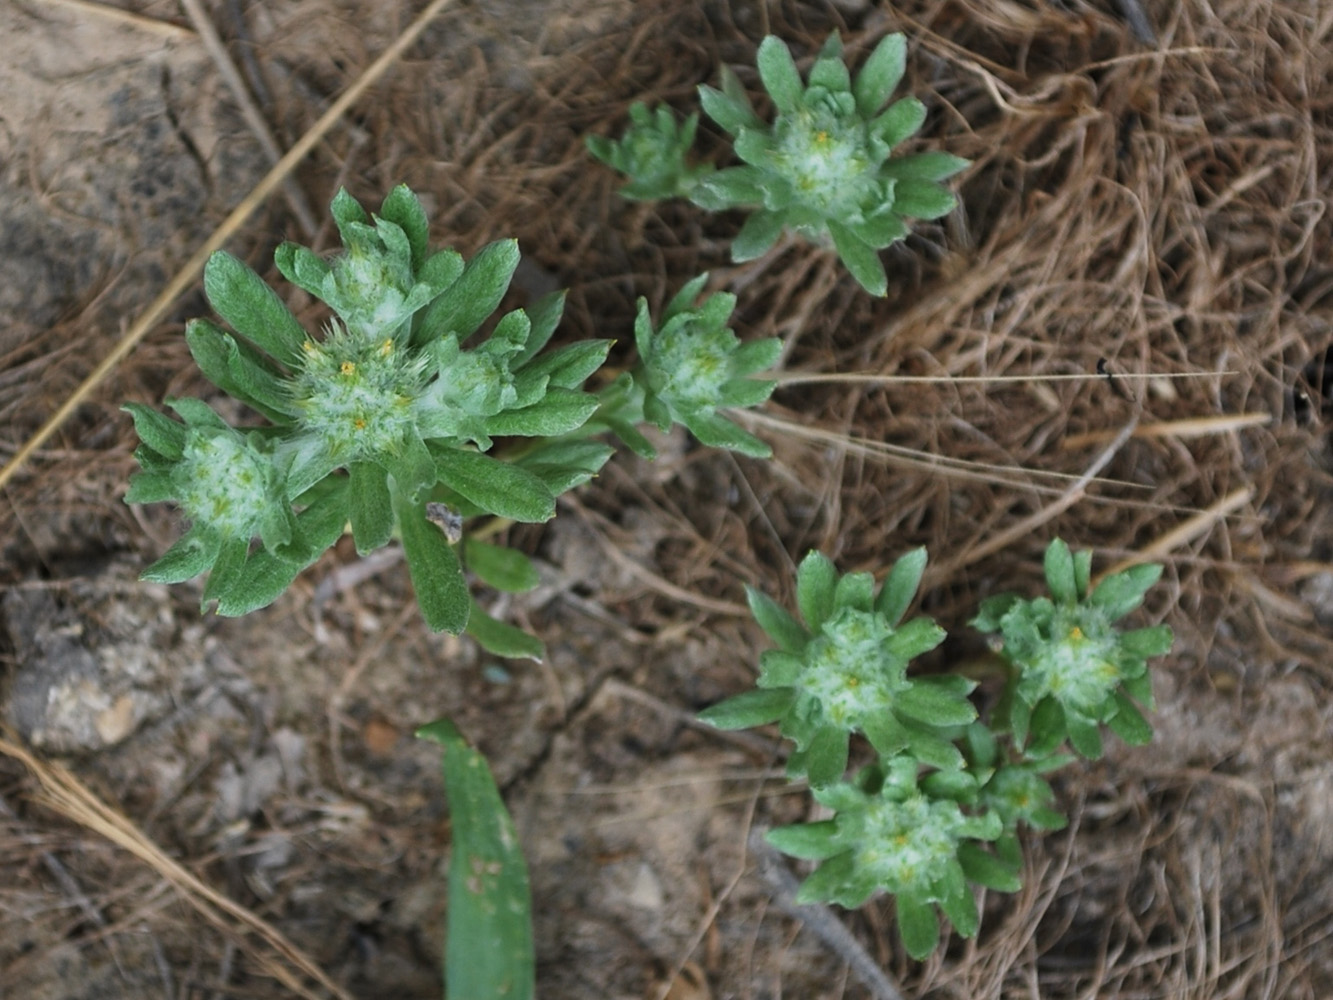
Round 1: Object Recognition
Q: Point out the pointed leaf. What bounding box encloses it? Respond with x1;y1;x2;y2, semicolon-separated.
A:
876;547;927;626
871;97;927;148
896;892;939;960
747;586;808;653
881;151;970;182
854;33;907;116
1043;538;1077;605
796;551;838;630
1090;563;1163;619
394;486;470;633
416;719;534;1000
891;179;957;220
698;78;760;135
828;220;887;296
757;36;803;114
379;184;430;272
764;820;841;860
699;688;795;730
464;539;540;593
432;448;556;523
348;461;394;554
415;239;520;344
203;251;308;367
732;209;786;262
464;600;545;661
122;402;185;460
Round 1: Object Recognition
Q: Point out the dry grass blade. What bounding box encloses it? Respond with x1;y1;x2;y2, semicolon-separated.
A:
0;734;352;1000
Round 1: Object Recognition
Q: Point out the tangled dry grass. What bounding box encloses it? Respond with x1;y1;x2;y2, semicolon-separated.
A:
2;0;1332;998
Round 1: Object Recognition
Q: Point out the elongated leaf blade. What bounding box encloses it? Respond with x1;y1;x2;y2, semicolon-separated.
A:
416;719;534;1000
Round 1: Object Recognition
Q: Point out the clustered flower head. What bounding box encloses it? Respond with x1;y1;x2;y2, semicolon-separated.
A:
972;538;1173;760
630;272;782;459
589;30;969;296
701;539;1172;960
699;547;975;786
125;186;615;638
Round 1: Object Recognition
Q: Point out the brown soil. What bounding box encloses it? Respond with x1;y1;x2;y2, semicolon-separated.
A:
2;1;1332;998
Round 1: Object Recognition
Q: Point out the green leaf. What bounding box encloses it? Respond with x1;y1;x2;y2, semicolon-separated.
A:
901;722;966;770
141;529;220;584
432;448;556;523
1121;625;1173;658
891;179;957;220
732;209;786;262
416;719;534;1000
124;470;174;504
273;242;330;298
464;539;540;593
1065;710;1103;759
379;184;430;272
483;389;601;438
513;438;614;496
680;411;772;458
203;251;308;367
185;320;294;424
122;403;186;460
896;892;939;960
514;340;610;390
1073;549;1093;598
329;187;369;243
698;77;760;135
756;649;803;688
347;462;393;554
746;586;808;653
464;599;544;661
881;151;970;183
1106;692;1152;745
832;570;875;613
1043;538;1078;605
394;485;471;633
850;210;911;249
803;726;850;787
716;376;777;409
870;97;927;149
765;820;840;860
936;859;978;937
1090;563;1163;619
854;33;907;116
861;709;909;757
511;291;567;368
828;220;887;297
200;536;249;609
692;166;767;210
895;683;977;727
214;482;351;616
698;688;795;730
415;239;520;345
958;842;1023;893
808;50;850;93
796;551;838;630
757;36;803;114
794;852;856;905
876;547;927;626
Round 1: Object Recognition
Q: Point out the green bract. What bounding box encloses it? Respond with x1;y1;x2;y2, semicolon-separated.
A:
700;547;974;785
585;101;713;201
972;539;1174;760
125;185;614;642
589;32;969;296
